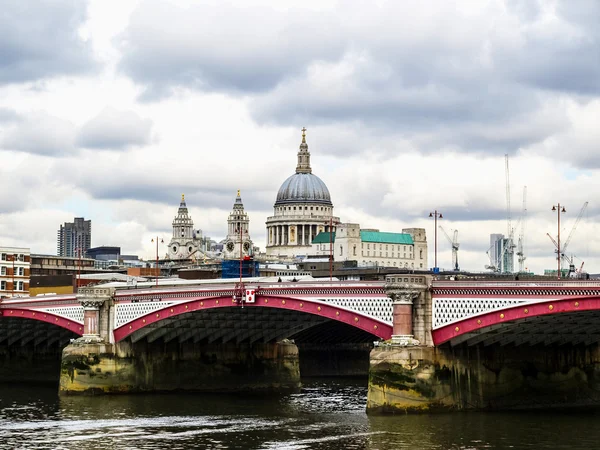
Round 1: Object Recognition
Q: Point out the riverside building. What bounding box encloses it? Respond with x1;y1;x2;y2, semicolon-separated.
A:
0;247;30;298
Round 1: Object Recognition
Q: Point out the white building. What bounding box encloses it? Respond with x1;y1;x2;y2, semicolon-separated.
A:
166;195;207;261
265;128;339;258
311;224;428;269
222;191;254;260
0;247;30;298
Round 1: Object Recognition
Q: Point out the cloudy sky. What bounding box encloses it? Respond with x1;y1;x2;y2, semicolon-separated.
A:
1;0;599;274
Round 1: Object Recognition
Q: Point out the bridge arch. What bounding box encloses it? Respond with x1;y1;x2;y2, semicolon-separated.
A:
114;294;392;343
0;308;84;336
432;296;600;346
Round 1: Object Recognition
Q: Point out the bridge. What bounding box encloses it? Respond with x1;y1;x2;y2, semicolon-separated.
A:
5;275;600;412
0;279;394;346
431;280;600;346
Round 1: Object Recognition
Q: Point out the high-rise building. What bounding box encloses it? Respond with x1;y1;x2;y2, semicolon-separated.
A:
57;217;92;257
489;233;503;270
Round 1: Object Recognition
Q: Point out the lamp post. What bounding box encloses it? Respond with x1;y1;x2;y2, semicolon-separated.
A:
74;247;83;291
552;204;566;279
324;217;338;281
429;210;443;272
151;237;164;287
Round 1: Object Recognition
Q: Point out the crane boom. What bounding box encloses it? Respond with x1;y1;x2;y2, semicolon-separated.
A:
439;225;460;271
562;201;588;257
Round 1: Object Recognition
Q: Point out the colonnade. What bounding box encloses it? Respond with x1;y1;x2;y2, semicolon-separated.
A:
267;223;335;247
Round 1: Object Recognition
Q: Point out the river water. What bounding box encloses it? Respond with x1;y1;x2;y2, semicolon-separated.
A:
1;378;599;449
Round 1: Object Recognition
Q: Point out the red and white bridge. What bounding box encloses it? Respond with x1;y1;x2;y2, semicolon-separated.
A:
0;280;394;347
4;277;600;349
432;280;600;347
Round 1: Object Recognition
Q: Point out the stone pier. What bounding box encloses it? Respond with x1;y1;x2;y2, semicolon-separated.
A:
367;275;600;413
60;287;301;395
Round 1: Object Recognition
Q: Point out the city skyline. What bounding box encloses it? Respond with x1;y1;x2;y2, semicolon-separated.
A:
0;1;598;274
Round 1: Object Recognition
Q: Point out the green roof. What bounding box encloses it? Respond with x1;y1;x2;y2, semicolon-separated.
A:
360;231;413;245
312;232;335;244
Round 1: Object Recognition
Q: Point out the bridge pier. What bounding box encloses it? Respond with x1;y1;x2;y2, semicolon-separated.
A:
60;288;301;394
367;276;600;413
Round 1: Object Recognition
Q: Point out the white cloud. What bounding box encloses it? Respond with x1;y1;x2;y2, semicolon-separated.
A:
0;0;599;276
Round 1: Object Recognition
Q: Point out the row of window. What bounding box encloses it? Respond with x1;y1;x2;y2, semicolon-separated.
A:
276;206;332;213
0;281;25;291
0;253;27;261
0;267;26;276
362;244;411;252
362;251;412;259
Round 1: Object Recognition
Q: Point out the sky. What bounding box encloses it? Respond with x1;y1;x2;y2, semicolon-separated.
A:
1;0;599;275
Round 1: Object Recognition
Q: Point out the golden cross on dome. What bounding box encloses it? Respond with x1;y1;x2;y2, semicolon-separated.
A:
301;127;307;143
181;194;185;202
237;189;241;197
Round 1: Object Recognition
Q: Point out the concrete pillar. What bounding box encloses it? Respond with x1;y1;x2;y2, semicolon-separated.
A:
384;275;428;346
392;301;412;337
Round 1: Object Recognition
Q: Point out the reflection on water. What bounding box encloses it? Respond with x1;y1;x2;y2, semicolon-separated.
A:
1;379;600;449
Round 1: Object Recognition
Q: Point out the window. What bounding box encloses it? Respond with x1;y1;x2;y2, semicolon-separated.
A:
386;252;388;257
0;254;5;261
340;245;343;256
17;281;23;291
367;244;370;249
420;249;423;259
0;281;5;290
353;245;356;256
420;263;423;268
0;267;5;275
19;267;24;276
386;245;388;250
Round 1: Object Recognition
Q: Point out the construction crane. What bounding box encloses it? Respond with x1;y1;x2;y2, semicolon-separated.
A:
561;201;588;268
546;201;588;271
439;225;460;271
498;154;516;273
516;186;527;272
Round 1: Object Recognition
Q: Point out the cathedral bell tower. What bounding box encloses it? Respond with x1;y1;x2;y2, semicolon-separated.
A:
167;194;199;260
223;190;253;260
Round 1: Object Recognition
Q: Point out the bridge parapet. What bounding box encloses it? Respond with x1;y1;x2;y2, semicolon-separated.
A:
384;275;431;346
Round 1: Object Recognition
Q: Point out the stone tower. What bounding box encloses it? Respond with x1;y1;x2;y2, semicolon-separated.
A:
223;191;253;260
167;194;200;260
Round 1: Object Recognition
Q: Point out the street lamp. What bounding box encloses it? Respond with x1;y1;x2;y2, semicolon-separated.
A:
151;237;164;287
551;204;566;279
323;217;339;281
429;210;443;272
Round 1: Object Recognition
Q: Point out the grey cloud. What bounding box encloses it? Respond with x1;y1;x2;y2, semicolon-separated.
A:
0;0;97;84
116;0;598;156
1;113;76;156
0;108;20;123
117;0;343;99
77;107;153;150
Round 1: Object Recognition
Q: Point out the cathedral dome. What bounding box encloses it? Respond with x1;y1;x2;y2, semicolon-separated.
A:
274;128;333;207
275;172;332;206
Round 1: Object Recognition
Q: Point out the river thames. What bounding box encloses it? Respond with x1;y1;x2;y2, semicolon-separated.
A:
1;378;599;449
